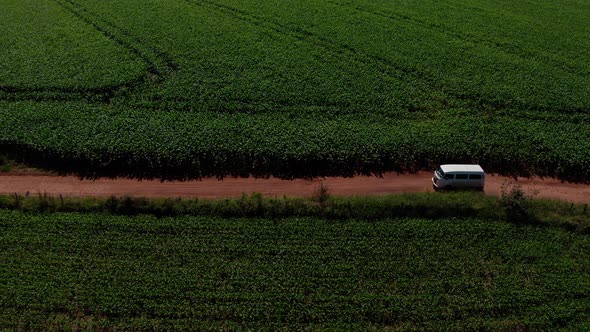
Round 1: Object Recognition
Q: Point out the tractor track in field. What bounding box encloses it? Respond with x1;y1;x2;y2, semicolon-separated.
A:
185;0;586;114
1;172;589;204
0;0;178;104
326;0;583;77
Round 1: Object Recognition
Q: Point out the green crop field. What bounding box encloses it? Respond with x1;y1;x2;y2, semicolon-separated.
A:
1;210;589;330
1;0;589;180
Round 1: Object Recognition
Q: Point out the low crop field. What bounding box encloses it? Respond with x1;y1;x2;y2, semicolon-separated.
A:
1;0;589;180
1;210;589;330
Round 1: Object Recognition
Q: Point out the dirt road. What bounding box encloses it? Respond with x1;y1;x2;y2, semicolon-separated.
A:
1;172;590;203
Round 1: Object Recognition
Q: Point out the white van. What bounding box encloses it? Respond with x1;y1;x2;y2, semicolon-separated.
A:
432;164;485;191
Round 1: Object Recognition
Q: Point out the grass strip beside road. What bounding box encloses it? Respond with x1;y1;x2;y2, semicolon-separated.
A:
1;191;588;234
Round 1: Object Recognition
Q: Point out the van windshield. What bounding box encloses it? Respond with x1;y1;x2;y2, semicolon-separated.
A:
435;167;444;178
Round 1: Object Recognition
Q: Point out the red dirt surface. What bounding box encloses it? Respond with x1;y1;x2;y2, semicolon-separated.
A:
1;172;590;203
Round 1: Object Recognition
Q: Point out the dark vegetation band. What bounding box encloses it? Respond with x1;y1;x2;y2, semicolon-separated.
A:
1;190;588;234
1;138;589;183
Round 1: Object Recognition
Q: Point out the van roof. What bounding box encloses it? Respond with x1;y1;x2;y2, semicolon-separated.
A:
440;164;484;173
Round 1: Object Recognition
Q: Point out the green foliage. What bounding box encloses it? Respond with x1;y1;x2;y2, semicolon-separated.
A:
2;104;590;181
499;182;535;223
1;211;590;330
0;192;588;234
311;182;330;207
0;155;10;172
0;0;146;99
0;0;589;180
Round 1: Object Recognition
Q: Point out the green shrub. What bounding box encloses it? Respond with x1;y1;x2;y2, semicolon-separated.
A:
311;183;331;207
0;155;10;173
499;182;535;223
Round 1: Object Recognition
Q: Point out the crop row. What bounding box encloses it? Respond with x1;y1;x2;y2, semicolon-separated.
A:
1;102;590;182
1;211;589;329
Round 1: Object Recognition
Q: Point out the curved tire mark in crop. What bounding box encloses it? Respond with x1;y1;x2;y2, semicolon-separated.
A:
60;0;178;74
0;0;178;103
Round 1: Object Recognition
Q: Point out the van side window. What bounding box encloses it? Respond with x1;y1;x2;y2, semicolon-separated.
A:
469;174;482;180
444;174;454;180
455;174;468;179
